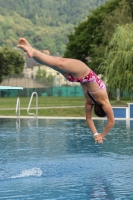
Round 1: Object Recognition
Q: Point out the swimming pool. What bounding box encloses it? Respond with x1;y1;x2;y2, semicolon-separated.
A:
0;118;133;200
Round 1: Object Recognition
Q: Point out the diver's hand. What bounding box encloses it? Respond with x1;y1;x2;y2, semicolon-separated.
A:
17;38;34;58
94;134;106;144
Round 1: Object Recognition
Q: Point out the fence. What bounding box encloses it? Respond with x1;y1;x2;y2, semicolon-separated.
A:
0;86;84;97
0;74;132;99
0;75;84;97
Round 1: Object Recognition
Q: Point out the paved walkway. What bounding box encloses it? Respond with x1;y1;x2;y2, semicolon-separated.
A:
0;106;84;110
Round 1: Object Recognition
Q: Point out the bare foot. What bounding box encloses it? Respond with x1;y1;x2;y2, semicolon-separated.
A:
17;38;35;58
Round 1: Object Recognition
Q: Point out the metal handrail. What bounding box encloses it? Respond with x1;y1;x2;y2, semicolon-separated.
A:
16;97;20;118
16;97;20;128
27;92;38;117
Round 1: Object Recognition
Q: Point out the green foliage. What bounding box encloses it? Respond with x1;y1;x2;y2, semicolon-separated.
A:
0;0;109;55
36;69;47;79
46;74;55;85
35;69;55;86
102;24;133;92
92;0;132;74
0;47;24;82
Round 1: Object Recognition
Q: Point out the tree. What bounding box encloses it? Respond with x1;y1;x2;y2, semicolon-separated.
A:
92;0;132;75
35;69;55;86
101;23;133;100
0;47;24;82
35;69;47;79
64;0;133;74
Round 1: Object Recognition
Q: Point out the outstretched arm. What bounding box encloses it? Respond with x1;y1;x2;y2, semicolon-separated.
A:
100;99;115;137
94;99;115;142
85;101;106;143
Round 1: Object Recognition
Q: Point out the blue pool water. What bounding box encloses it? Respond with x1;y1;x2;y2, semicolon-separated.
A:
0;118;133;200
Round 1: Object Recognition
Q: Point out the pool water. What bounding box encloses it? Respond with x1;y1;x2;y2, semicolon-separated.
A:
0;118;133;200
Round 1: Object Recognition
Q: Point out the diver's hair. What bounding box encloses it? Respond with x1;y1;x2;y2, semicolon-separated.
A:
87;91;106;117
94;104;106;117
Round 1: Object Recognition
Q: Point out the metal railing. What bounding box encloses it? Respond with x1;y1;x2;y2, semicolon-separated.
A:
16;97;20;118
27;92;38;118
16;97;20;128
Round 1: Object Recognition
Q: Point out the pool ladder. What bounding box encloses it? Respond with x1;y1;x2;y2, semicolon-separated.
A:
15;92;38;128
16;92;38;118
27;92;38;118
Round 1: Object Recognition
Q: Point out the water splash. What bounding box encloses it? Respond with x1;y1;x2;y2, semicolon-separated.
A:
11;168;42;179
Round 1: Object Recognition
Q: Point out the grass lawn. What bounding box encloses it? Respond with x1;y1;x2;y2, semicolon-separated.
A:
0;96;132;116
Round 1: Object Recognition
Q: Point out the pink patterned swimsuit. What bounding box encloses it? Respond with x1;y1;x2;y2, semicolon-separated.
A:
67;69;106;90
